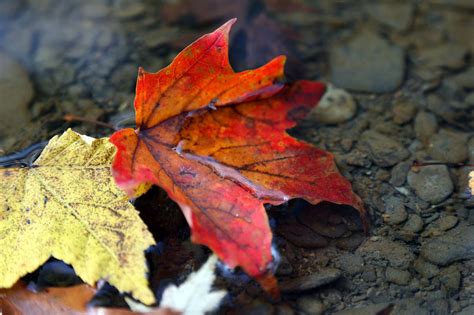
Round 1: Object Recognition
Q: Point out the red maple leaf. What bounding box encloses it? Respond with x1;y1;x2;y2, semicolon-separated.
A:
110;19;367;296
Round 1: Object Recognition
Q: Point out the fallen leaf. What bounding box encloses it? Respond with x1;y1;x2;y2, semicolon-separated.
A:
0;129;156;304
110;19;366;295
0;282;95;315
0;282;178;315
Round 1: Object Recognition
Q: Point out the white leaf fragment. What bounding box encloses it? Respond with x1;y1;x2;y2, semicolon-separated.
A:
125;255;227;315
160;255;227;315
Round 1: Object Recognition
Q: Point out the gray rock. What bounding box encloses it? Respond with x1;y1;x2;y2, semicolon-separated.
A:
365;2;414;31
402;214;424;233
307;85;357;124
330;30;405;93
296;296;326;315
407;166;453;204
421;225;474;265
383;196;408;225
392;100;417;125
390;161;411;186
385;267;411;285
437;215;459;231
416;43;468;70
357;237;415;269
360;130;409;167
280;268;342;292
413;258;440;278
0;52;34;139
438;265;461;294
428;130;468;163
414;111;438;144
337;253;365;275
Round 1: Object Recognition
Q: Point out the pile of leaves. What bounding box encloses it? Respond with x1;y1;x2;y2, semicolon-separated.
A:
0;19;366;312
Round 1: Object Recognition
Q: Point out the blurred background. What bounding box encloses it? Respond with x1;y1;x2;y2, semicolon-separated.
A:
0;0;472;153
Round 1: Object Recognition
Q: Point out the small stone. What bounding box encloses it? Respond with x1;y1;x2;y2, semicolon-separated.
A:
438;265;461;294
360;130;410;167
330;29;405;93
337;253;365;275
357;237;414;269
413;258;440;278
383;196;408;225
437;215;459;231
414;111;438;144
428;130;468;163
416;43;468;70
402;214;424;233
421;225;474;265
296;296;326;315
280;269;342;292
307;85;357;124
385;267;411;285
392;100;417;125
390;161;411;186
407;166;453;204
365;2;414;31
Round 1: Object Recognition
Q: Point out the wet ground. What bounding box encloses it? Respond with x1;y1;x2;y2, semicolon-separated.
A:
0;0;473;314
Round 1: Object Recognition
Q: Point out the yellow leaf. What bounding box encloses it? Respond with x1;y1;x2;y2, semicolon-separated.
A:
0;129;156;304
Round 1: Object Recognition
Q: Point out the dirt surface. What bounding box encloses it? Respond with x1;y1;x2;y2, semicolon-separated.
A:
0;0;473;314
